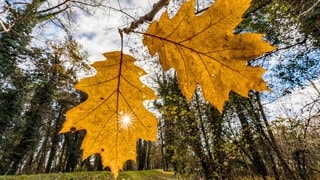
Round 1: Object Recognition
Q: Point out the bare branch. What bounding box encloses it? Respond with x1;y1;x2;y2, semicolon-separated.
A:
0;4;14;33
37;0;106;18
122;0;170;34
37;0;69;14
69;0;104;8
0;18;14;33
298;0;320;18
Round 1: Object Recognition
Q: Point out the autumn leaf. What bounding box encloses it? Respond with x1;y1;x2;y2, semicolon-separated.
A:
60;51;158;178
143;0;276;112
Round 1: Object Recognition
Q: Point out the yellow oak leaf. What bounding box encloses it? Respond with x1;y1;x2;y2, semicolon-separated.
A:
143;0;276;112
60;51;158;178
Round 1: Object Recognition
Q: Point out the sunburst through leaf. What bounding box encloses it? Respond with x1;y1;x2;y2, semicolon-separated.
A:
118;110;135;130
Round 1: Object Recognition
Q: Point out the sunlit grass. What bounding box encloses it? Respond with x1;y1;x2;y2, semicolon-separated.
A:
0;169;175;180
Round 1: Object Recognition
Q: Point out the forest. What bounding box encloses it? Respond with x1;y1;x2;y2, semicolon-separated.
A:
1;0;320;179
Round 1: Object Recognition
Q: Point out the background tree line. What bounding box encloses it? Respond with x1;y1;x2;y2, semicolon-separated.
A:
0;0;320;179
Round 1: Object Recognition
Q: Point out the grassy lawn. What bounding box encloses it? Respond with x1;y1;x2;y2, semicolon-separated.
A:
0;169;176;180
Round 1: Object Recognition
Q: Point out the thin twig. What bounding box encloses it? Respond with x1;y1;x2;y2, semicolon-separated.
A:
308;79;320;96
101;5;136;21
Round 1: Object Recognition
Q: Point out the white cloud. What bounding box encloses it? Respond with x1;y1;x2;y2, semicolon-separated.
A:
264;79;320;120
73;0;155;61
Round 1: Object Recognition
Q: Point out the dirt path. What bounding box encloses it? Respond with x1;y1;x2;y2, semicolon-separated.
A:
153;169;176;179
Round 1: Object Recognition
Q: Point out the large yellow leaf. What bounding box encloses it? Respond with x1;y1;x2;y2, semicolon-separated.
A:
143;0;276;112
60;51;157;178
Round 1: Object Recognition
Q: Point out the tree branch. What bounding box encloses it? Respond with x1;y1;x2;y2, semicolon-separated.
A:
37;0;69;14
122;0;169;34
37;0;104;15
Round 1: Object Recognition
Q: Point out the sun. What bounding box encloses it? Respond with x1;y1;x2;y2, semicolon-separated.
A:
118;110;134;130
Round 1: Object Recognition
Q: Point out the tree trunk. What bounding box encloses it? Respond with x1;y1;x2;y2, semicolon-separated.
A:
254;92;296;179
232;93;268;178
247;93;280;179
145;141;152;170
64;131;84;172
46;106;64;173
137;139;147;170
93;154;103;171
36;137;49;174
194;91;216;176
185;113;214;179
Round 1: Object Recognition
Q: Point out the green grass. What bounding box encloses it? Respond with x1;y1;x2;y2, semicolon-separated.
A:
0;169;176;180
